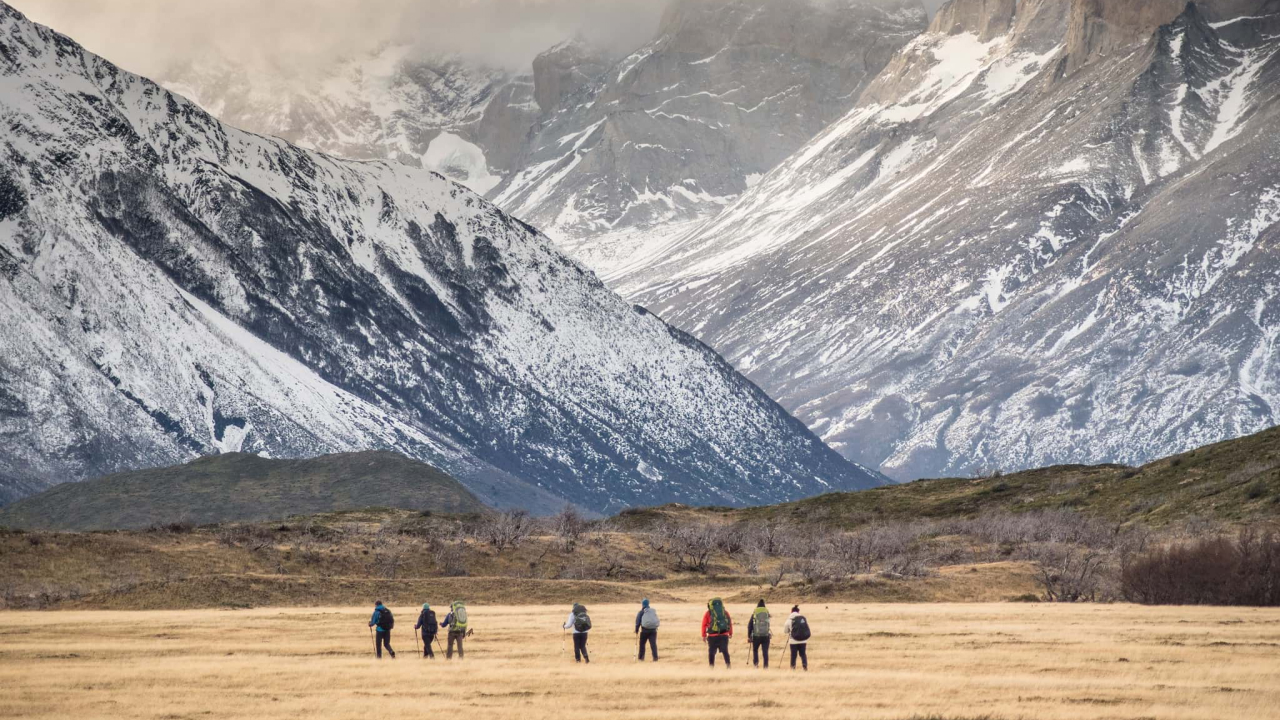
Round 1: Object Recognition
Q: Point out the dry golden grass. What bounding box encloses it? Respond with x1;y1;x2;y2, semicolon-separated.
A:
2;603;1278;720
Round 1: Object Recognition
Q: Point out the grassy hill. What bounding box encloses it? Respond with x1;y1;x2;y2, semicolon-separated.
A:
616;424;1280;529
0;451;488;531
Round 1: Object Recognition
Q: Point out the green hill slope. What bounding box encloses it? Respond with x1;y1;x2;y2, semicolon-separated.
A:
0;451;488;531
616;425;1280;529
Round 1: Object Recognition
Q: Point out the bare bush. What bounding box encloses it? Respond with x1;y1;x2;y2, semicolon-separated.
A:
648;521;718;572
433;542;468;577
478;510;533;551
1029;543;1108;602
552;505;586;553
1122;529;1280;606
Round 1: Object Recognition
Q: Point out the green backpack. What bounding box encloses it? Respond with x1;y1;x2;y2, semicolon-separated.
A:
707;598;730;634
752;607;771;638
450;601;468;631
572;603;592;632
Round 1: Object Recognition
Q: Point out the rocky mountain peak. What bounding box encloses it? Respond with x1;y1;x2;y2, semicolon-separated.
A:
531;37;612;114
928;0;1018;40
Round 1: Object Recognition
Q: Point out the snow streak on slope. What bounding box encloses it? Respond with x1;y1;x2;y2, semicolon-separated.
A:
0;2;882;512
622;0;1280;480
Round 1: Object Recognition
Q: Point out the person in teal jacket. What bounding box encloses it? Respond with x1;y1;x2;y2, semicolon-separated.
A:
368;600;396;659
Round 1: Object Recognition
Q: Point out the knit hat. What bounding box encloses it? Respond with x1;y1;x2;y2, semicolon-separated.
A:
422;603;430;610
641;598;650;608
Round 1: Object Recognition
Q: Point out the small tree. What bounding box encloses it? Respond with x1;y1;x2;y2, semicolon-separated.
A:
552;505;586;553
479;510;533;551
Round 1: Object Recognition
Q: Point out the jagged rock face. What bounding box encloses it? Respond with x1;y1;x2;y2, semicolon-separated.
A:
0;2;883;512
492;0;929;274
619;0;1280;480
531;40;613;114
159;49;536;193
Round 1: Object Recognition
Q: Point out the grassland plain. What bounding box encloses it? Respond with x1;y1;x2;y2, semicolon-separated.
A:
2;603;1278;720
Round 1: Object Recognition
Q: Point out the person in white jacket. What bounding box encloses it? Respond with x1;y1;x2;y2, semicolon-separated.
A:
781;605;808;670
563;603;591;663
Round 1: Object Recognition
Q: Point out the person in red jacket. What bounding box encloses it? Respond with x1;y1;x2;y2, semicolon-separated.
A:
701;598;733;668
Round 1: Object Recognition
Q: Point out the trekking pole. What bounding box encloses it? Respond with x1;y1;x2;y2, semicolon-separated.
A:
414;630;420;657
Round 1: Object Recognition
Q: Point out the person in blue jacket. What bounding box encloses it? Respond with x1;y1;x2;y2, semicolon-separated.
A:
368;600;396;659
414;603;438;658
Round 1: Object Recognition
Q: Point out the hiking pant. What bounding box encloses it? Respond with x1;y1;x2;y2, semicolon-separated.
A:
573;632;590;663
751;637;770;668
638;629;658;661
422;632;436;658
707;634;730;667
447;631;465;659
790;643;808;670
374;629;394;659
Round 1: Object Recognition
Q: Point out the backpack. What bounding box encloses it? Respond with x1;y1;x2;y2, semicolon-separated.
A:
640;606;660;631
752;607;771;638
423;609;437;633
790;615;810;642
450;602;468;631
573;603;592;632
707;598;730;634
380;607;395;630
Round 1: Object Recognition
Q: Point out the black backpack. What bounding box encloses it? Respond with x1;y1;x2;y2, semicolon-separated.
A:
422;609;437;632
380;607;395;630
790;615;810;642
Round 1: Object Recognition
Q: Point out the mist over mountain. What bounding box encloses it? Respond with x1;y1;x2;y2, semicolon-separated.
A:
0;0;883;513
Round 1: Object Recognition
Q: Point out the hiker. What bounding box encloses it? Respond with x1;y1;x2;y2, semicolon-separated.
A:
368;600;396;660
414;603;438;658
701;597;733;668
442;600;468;660
634;598;659;662
563;602;592;663
747;599;771;668
782;605;810;671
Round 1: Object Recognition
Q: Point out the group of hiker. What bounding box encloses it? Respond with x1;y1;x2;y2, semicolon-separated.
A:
370;597;811;670
367;600;470;660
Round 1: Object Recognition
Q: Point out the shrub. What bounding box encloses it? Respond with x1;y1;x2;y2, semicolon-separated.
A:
1121;529;1280;606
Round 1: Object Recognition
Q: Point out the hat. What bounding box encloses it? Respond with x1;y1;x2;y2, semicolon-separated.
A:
641;598;650;608
757;599;766;608
422;603;430;610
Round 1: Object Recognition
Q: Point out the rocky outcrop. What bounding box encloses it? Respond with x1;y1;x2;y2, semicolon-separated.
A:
490;0;929;274
531;39;612;114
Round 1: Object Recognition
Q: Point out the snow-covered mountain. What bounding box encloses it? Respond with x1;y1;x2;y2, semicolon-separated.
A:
490;0;930;274
0;2;883;512
158;0;929;276
622;0;1280;480
159;49;537;195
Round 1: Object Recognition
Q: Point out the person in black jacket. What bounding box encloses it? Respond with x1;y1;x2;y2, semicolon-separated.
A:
634;598;659;661
414;603;438;658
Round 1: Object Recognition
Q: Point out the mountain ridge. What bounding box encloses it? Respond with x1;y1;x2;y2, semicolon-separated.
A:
0;0;882;514
616;0;1280;479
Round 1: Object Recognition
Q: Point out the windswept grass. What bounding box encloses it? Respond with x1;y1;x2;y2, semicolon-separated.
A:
2;603;1277;720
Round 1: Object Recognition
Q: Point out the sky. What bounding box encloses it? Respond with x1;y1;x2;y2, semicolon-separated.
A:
12;0;949;76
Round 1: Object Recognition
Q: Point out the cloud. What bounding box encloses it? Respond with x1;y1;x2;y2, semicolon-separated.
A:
10;0;668;75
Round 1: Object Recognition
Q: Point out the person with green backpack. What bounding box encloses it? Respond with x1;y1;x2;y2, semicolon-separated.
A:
442;601;468;660
746;599;771;668
700;597;733;668
563;602;592;663
782;605;810;671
